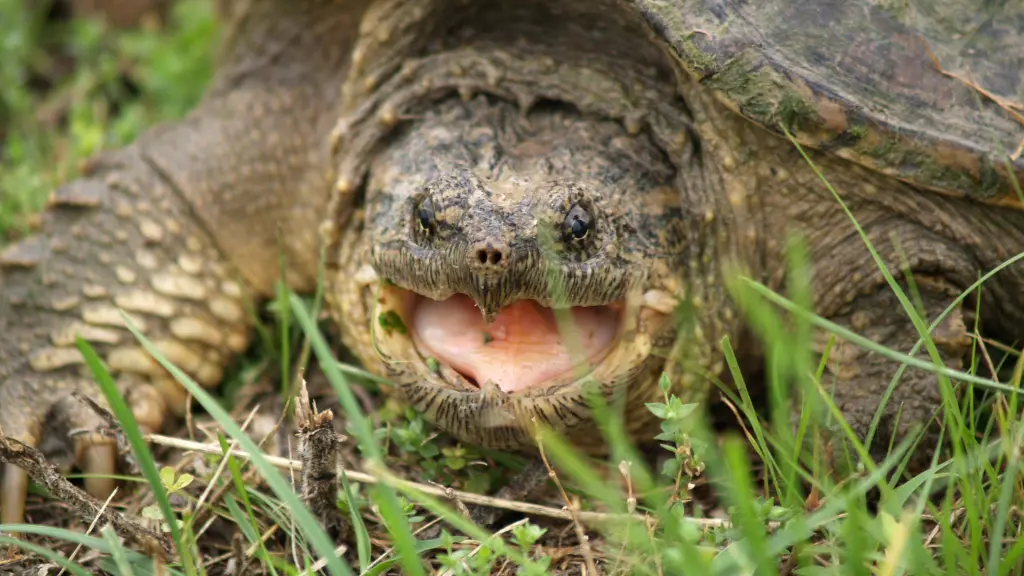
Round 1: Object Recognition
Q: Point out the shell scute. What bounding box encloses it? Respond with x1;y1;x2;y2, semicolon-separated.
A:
638;0;1024;207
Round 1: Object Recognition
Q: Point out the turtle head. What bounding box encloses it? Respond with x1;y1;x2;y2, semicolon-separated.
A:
339;97;688;449
374;166;633;323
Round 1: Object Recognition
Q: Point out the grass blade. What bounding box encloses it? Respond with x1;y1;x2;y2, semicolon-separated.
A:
116;311;353;576
340;469;372;571
102;524;138;576
288;292;425;576
739;281;1014;393
75;337;194;574
0;536;92;576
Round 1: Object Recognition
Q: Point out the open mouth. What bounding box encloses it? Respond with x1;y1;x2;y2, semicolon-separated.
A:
397;291;625;393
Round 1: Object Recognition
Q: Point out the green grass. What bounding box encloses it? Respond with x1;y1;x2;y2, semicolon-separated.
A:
4;1;1024;574
0;0;214;240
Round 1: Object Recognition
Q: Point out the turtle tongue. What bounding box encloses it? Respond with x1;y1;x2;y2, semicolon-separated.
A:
410;294;620;393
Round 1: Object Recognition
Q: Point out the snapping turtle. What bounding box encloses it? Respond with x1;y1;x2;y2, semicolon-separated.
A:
2;0;1024;525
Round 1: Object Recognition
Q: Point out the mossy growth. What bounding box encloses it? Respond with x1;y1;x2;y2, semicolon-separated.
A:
861;132;1004;199
847;122;869;140
776;92;819;132
680;35;717;72
377;310;408;334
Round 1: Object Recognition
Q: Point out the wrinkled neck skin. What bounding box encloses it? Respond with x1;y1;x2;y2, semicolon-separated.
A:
326;0;750;452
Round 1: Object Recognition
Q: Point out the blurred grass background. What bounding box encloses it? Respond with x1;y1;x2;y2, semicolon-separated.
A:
0;0;217;240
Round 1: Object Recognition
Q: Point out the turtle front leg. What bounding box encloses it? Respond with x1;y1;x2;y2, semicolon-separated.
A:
0;0;368;526
0;146;255;525
809;277;972;474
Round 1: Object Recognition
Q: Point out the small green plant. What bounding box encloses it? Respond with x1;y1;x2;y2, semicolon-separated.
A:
437;530;497;576
511;522;553;575
139;466;194;533
434;521;551;576
379;407;441;465
646;372;708;499
377;405;494;491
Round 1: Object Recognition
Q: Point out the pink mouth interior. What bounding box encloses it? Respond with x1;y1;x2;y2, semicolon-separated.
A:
410;294;621;393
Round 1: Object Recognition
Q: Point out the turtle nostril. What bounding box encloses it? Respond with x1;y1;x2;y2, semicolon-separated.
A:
473;245;507;268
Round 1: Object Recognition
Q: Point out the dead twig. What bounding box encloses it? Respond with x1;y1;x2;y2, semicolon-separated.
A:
536;426;600;576
921;37;1024;123
429;482;473;520
191;406;261;544
229;531;249;576
71;392;139;476
146;433;747;530
295;373;349;540
296;542;349;576
57;487;119;576
0;433;171;559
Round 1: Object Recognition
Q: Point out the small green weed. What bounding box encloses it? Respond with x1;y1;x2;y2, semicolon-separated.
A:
140;467;195;533
646;372;708;499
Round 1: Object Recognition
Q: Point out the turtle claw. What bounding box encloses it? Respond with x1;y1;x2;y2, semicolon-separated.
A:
0;435;117;527
0;375;173;526
1;462;30;526
78;436;118;502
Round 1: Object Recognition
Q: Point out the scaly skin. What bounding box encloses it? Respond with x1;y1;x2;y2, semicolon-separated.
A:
325;0;1024;467
334;97;695;451
4;0;1024;527
0;0;367;524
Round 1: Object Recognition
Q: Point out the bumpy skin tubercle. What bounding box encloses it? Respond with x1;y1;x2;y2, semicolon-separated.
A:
0;0;366;524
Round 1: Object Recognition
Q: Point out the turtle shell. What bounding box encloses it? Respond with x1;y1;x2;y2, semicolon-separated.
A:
638;0;1024;208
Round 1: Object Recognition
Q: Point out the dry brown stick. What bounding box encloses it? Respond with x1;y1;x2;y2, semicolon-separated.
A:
296;542;350;576
920;37;1024;125
0;432;172;559
189;406;264;546
229;531;249;576
146;433;743;529
57;487;119;576
295;375;349;540
287;435;302;572
193;401;291;542
535;427;599;576
429;481;473;520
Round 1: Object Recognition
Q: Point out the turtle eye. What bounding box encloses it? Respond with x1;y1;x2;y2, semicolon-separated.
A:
563;204;592;241
417;197;437;235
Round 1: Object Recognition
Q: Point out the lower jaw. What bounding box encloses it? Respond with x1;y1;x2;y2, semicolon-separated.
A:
356;284;674;450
